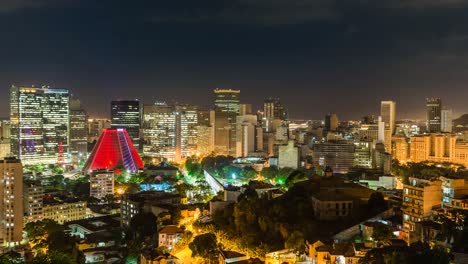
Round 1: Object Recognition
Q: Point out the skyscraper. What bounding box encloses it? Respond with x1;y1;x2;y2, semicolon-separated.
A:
381;100;396;134
441;108;453;133
263;97;287;121
0;157;23;247
10;85;70;165
324;113;339;132
142;103;198;161
111;100;140;149
214;89;240;156
426;98;442;133
70;98;88;162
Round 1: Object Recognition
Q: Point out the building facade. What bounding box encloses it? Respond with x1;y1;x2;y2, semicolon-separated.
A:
10;85;70;165
23;180;44;225
381;100;396;134
111;100;141;148
0;157;23;247
426;98;442;133
142;103;198;161
70;99;88;162
90;170;114;200
402;178;442;243
214;89;240;156
42;200;87;225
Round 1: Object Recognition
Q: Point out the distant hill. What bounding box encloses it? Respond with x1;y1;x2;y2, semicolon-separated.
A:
454;114;468;132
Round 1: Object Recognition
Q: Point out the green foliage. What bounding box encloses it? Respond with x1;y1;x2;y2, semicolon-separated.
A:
25;220;77;261
284;231;305;253
360;242;451;264
31;251;77;264
285;170;308;188
189;233;218;262
0;251;23;264
261;166;279;180
372;224;394;243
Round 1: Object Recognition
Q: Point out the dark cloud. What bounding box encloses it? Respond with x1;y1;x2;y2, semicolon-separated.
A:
1;0;468;119
0;0;71;12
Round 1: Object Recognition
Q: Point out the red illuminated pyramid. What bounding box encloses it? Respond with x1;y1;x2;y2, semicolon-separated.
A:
83;128;144;173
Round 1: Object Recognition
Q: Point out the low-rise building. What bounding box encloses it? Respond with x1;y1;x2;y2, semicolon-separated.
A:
121;191;181;226
311;190;354;221
219;250;252;264
308;240;362;264
158;225;183;250
278;140;300;169
90;170;114;200
42;199;87;224
402;177;442;243
140;251;178;264
23;180;44;224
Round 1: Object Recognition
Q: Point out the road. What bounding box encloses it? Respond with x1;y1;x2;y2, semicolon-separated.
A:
174;246;194;264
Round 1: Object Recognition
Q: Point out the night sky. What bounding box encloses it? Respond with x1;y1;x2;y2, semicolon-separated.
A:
1;0;468;120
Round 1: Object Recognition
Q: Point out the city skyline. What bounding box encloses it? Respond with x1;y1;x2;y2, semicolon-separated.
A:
2;1;468;119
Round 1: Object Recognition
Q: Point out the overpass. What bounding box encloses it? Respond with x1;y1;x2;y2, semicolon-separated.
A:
204;170;225;193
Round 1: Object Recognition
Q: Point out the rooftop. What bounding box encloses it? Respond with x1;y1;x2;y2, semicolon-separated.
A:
159;225;184;234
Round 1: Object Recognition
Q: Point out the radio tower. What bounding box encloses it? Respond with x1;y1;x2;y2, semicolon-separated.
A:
57;141;64;165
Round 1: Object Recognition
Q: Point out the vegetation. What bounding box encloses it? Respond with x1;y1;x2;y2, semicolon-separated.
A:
392;160;468;183
24;220;81;263
360;242;451;264
189;233;219;263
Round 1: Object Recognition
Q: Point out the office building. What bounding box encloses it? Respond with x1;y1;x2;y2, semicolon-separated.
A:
263;97;287;121
391;135;409;162
87;118;111;142
312;142;355;174
214;89;240;156
1;120;10;139
111;100;140;148
426;98;442;133
10;85;70;165
353;140;372;168
381;101;396;134
70;99;88;162
142;103;198;161
278;140;300;169
23;180;44;225
358;123;392;153
90;170;114;200
42;200;87;225
441;108;453;133
0;157;23;248
235;115;258;157
402;178;442;243
324;114;339;132
83;128;144;173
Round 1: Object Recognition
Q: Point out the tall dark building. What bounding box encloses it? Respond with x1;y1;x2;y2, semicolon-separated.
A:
324;113;339;132
213;89;240;156
111;100;141;148
70;98;88;162
263;97;287;121
426;98;442;133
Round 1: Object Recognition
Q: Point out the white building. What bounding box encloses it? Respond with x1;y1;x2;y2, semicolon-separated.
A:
278;140;300;169
158;225;184;250
90;170;114;200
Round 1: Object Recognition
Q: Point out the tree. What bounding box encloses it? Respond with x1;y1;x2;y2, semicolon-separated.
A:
285;170;308;188
189;233;218;263
372;224;394;244
0;251;23;264
368;192;388;215
284;231;305;254
31;251;77;264
261;166;279;180
129;212;158;239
